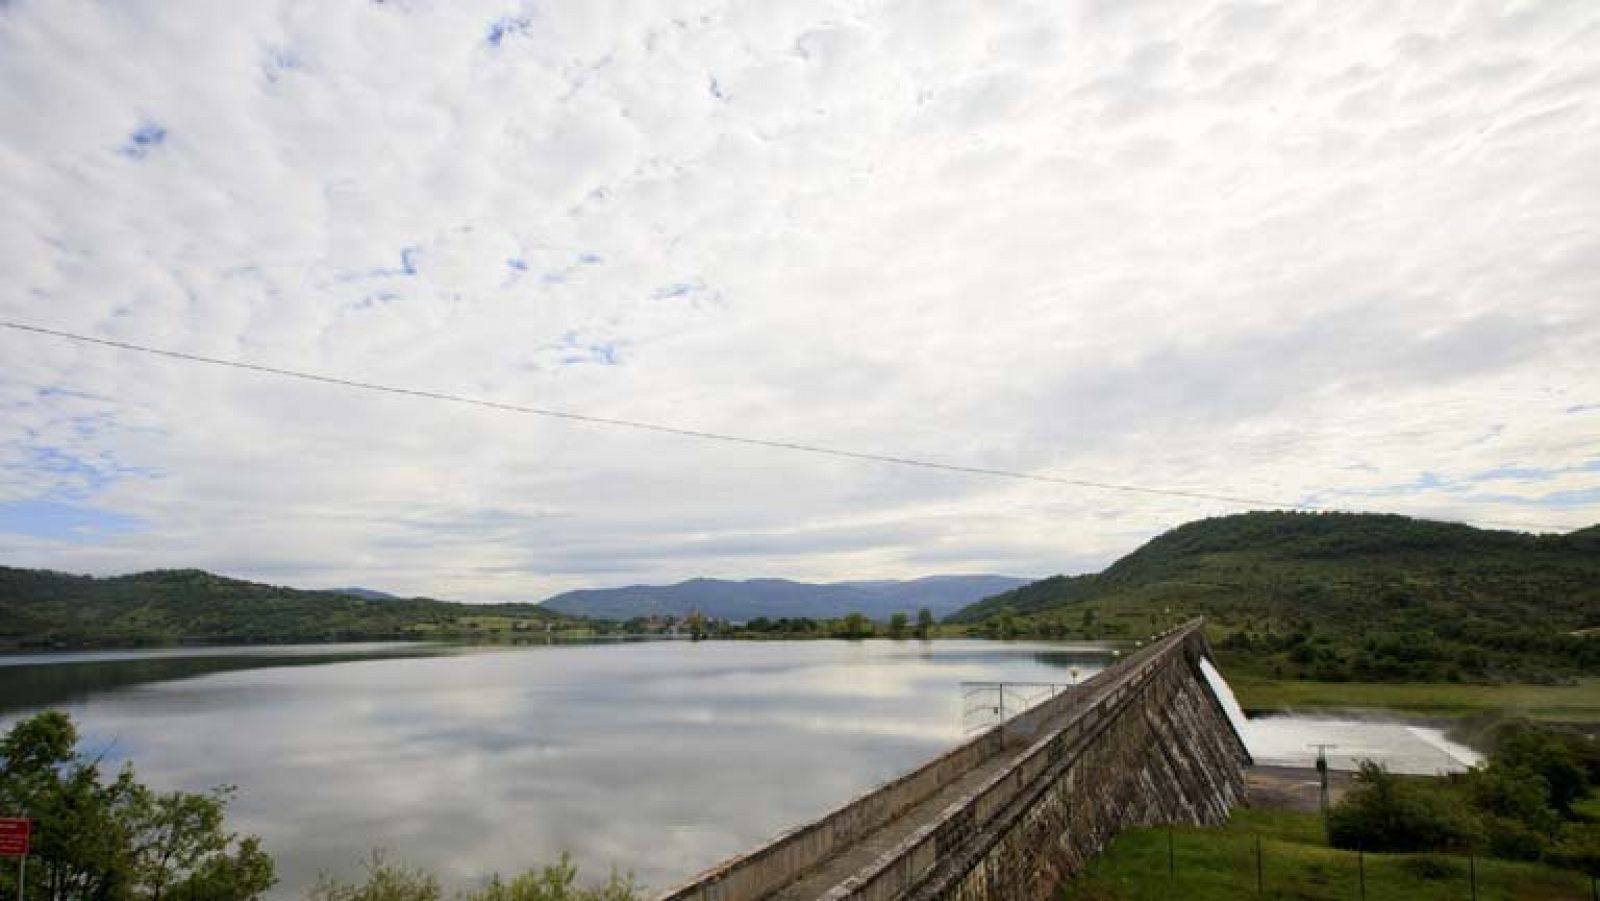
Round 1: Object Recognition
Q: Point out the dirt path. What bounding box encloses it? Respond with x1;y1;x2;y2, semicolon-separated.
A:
1245;764;1353;811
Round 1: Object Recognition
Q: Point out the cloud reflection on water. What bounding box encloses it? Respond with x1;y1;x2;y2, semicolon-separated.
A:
1;639;1111;898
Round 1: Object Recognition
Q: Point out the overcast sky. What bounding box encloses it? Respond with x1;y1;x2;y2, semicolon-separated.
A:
1;0;1596;602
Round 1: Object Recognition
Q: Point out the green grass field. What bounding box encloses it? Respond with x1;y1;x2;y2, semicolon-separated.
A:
1227;674;1600;722
1059;809;1593;900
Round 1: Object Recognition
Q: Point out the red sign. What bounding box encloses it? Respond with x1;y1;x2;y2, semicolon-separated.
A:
0;818;28;857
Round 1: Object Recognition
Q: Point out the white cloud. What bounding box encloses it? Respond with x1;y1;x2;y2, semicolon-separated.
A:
0;0;1596;600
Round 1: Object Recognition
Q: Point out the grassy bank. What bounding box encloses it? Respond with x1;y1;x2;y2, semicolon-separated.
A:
1228;674;1600;723
1059;808;1592;900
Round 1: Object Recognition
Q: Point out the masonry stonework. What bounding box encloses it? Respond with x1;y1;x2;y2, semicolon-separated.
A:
657;621;1250;901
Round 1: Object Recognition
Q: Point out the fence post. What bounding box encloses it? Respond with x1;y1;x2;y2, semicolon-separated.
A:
1469;853;1477;901
1167;825;1175;883
1357;848;1365;901
1255;835;1262;894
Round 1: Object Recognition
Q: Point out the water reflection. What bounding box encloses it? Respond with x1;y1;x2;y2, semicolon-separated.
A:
0;639;1113;899
0;643;451;717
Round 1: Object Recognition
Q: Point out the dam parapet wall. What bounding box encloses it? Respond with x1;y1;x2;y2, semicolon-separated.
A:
657;620;1249;901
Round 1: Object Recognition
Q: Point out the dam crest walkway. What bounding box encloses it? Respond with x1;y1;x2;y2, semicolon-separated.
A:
657;619;1252;901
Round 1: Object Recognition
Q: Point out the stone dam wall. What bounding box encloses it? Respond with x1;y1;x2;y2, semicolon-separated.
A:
657;620;1251;901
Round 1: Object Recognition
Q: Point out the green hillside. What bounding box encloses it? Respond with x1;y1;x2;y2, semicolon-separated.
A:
948;512;1600;683
0;567;583;648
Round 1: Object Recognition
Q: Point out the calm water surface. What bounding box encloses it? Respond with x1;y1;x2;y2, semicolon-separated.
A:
0;639;1113;898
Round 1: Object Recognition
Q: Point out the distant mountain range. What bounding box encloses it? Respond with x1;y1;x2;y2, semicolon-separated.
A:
539;575;1031;622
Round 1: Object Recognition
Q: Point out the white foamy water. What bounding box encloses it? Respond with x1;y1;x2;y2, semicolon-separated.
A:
1200;657;1482;775
1243;716;1482;774
1199;656;1251;740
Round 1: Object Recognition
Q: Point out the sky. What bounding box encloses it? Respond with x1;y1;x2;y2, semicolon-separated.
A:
1;0;1596;602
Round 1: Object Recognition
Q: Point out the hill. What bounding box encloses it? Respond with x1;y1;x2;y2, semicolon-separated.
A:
329;586;399;601
541;574;1029;622
0;567;579;648
948;511;1600;683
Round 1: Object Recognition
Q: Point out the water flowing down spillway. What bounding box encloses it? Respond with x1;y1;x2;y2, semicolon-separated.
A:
1198;655;1251;742
1198;655;1482;775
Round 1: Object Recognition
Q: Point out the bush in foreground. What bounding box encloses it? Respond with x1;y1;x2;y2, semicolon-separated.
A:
1328;720;1599;872
310;851;640;901
0;711;276;901
1326;761;1481;853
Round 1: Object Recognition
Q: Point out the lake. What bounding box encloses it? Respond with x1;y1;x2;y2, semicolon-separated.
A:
0;639;1112;898
0;639;1483;898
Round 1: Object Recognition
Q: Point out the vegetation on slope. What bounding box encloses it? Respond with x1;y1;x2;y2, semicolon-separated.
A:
1059;807;1592;900
0;567;585;649
950;511;1600;684
1068;719;1600;898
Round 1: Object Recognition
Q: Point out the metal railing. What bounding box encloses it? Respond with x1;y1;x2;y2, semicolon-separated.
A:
959;681;1074;733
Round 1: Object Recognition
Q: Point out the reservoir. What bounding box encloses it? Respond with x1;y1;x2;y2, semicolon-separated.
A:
0;639;1482;898
0;639;1111;898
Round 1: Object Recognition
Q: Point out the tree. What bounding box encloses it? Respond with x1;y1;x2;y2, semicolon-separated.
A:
1326;761;1481;854
686;610;706;642
888;612;908;639
1491;724;1590;816
0;711;275;901
309;851;440;901
995;606;1019;641
836;613;872;639
471;854;638;901
914;609;935;639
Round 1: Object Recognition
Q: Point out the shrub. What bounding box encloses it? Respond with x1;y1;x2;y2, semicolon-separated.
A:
1327;761;1481;854
1465;764;1560;835
1399;855;1460;880
1490;723;1592;816
1547;823;1600;877
311;852;641;901
310;852;441;901
1483;816;1547;861
471;854;639;901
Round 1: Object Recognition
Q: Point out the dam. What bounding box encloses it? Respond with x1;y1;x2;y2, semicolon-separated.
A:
657;618;1251;901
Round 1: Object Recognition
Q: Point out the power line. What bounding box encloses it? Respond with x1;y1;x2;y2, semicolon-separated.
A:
0;319;1571;532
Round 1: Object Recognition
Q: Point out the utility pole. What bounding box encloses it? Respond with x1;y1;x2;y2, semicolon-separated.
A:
1308;744;1338;813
